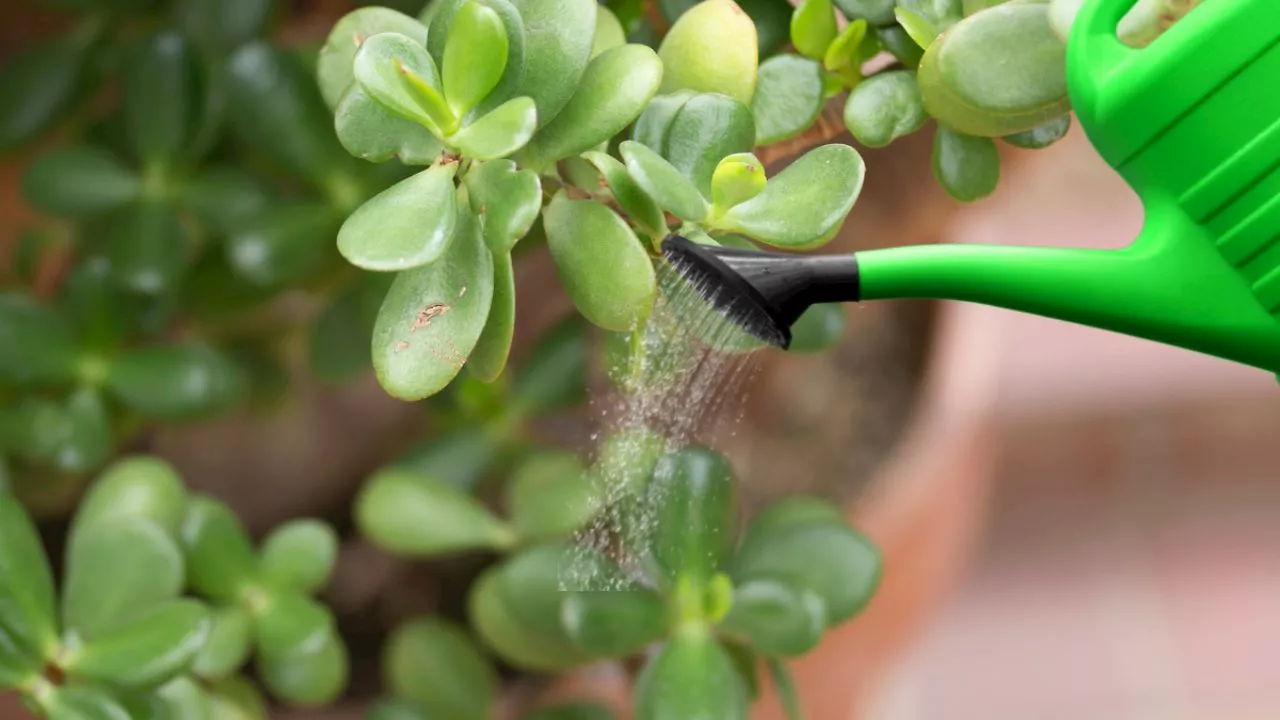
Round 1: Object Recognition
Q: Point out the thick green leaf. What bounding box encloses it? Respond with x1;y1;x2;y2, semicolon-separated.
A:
787;303;847;352
55;257;141;352
581;151;666;239
371;200;494;400
834;0;897;22
711;153;767;213
64;599;210;688
717;144;865;249
824;19;871;74
448;96;537;160
520;44;663;169
173;0;273;55
468;251;515;382
0;29;96;152
309;272;394;385
506;0;596;126
918;3;1068;136
895;6;939;48
317;8;429;110
543;193;656;332
258;631;347;707
354;31;453;135
506;452;594;541
739;0;793;57
383;617;498;720
0;397;62;467
62;520;184;638
23;146;139;217
932;124;1000;202
766;658;802;720
227;203;338;286
631;91;694;153
463;0;529;119
41;388;112;475
338;163;458;272
42;685;131;720
657;0;758;105
153;675;213;720
843;70;928;148
663;93;755;197
900;0;965;30
498;544;595;655
750;54;824;145
192;606;253;680
443;1;509;116
180;495;258;603
468;562;584;672
426;0;466;71
258;520;338;595
648;446;735;587
619;141;708;222
104;200;188;295
255;592;335;660
394;427;497;492
208;677;267;720
225;42;350;183
508;316;588;417
106;343;245;420
877;25;925;68
335;84;444;165
588;428;667;500
0;294;80;387
562;588;667;657
355;468;514;555
791;0;838;59
0;495;57;663
719;580;825;657
181;167;275;238
121;32;200;166
592;7;627;58
1004;113;1071;148
464;159;541;253
634;629;748;720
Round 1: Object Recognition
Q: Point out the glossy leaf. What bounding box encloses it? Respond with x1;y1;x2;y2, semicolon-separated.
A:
521;44;662;169
664;93;755;198
843;70;928;148
227;203;338;287
104;200;188;295
719;580;825;657
371;202;494;400
711;153;766;213
508;316;588;416
317;8;429;109
787;303;847;352
107;343;245;420
338;163;458;272
309;272;394;385
0;30;96;152
506;0;596;126
62;520;184;638
468;252;515;382
834;0;897;23
468;562;584;671
543;193;656;332
258;632;347;707
619;141;708;222
353;31;453;135
383;617;498;720
791;0;838;59
464;159;542;253
506;452;594;540
1004;113;1071;148
634;630;748;720
0;495;57;662
0;293;80;387
64;600;210;688
657;0;758;105
631;91;694;153
356;468;514;555
173;0;273;55
918;3;1068;136
750;55;824;145
592;6;627;58
877;25;925;68
259;520;339;594
463;0;528;119
933;124;1000;202
895;6;939;48
648;446;735;586
192;606;253;680
180;495;258;603
255;592;335;660
448;96;537;160
562;588;667;657
582;151;667;239
443;1;509;116
182;167;275;237
824;19;867;74
23;146;138;217
121;32;200;166
717;144;865;249
42;685;131;720
335;84;444;165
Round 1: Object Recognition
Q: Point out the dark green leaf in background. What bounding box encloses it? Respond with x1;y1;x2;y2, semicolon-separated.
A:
0;293;81;388
106;343;245;420
23;146;139;218
383;617;497;720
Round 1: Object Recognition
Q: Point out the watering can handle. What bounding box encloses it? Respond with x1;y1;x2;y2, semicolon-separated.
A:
1067;0;1141;107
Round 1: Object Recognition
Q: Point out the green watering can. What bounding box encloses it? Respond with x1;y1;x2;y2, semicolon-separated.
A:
663;0;1280;377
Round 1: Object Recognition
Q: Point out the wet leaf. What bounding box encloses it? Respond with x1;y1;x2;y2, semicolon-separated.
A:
383;617;498;720
255;592;335;660
464;159;541;253
932;124;1000;202
64;600;210;688
506;452;594;541
619;141;708;222
259;520;339;594
562;588;667;657
634;630;748;720
317;7;429;110
0;293;81;387
23;145;138;218
180;495;258;603
353;31;452;135
843;70;928;148
582;151;667;239
648;446;735;586
42;685;131;720
226;203;339;287
631;91;694;153
717;144;865;249
509;316;588;417
338;163;458;272
356;468;513;555
335;84;444;165
711;153;766;213
592;6;627;58
506;0;596;126
543;193;656;332
521;44;663;169
664;93;755;197
1004;113;1071;148
62;520;183;638
658;0;758;105
791;0;838;60
468;252;515;382
750;55;824;146
371;202;494;401
107;343;245;420
121;32;201;166
719;580;825;657
258;632;347;707
0;494;57;662
192;606;253;680
309;272;394;385
443;1;509;116
787;303;847;352
448;96;537;160
834;0;897;23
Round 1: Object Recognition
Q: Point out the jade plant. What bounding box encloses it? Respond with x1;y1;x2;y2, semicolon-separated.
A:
2;0;1198;718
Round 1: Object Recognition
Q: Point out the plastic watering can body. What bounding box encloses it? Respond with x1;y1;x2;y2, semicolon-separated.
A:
856;0;1280;375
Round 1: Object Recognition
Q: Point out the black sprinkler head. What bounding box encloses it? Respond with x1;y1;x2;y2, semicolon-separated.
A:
660;235;862;350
